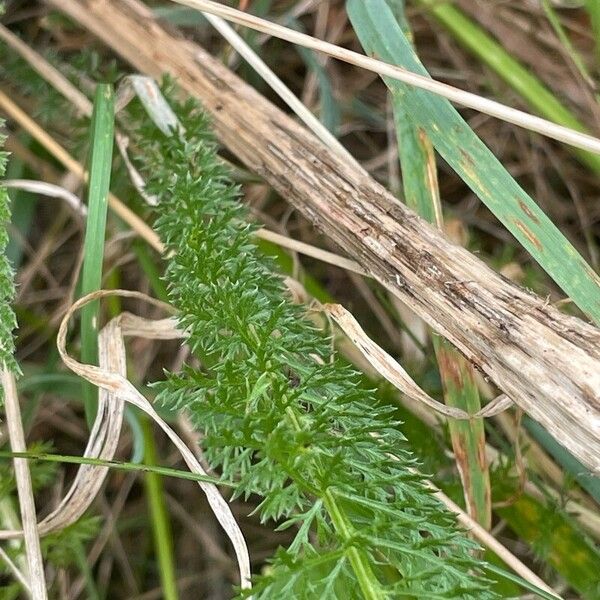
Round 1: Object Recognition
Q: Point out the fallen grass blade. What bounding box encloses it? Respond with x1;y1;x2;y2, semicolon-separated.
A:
325;303;509;421
0;90;163;252
347;0;600;324
80;83;114;425
413;0;600;175
0;317;127;541
0;544;30;596
200;10;351;161
4;180;86;217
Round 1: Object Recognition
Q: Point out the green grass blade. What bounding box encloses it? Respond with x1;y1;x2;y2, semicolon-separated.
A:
347;0;600;324
388;1;491;530
585;0;600;61
72;539;101;600
0;450;226;486
413;0;600;175
80;84;114;426
435;338;491;529
5;142;37;269
540;0;598;94
142;417;179;600
296;44;340;134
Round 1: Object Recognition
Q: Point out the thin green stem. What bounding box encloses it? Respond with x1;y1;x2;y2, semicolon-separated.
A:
284;407;385;599
322;489;383;600
585;0;600;61
0;450;225;486
142;417;179;600
72;539;101;600
80;83;114;427
541;0;598;94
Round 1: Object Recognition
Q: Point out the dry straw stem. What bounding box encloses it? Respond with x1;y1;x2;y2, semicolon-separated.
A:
0;544;31;595
427;482;558;596
45;0;600;474
171;0;600;155
0;312;131;541
1;368;47;600
0;82;359;273
0;85;357;274
3;180;86;217
0;23;90;117
197;11;354;162
0;89;163;252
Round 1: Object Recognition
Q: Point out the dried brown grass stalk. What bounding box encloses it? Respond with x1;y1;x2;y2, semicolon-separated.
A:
1;368;47;599
45;0;600;473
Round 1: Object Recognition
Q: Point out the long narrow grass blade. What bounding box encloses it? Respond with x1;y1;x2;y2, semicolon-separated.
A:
435;341;490;528
540;0;598;93
200;10;352;161
585;0;600;61
325;303;509;420
80;84;114;425
5;147;37;270
142;417;180;600
0;90;163;252
524;417;600;504
0;451;224;485
386;1;491;530
347;0;600;324
0;543;31;596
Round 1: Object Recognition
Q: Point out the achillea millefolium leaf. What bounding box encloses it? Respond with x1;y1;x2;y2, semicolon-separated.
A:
128;91;498;599
0;123;19;378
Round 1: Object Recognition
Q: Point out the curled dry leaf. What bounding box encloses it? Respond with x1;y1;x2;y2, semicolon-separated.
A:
324;303;513;420
0;290;252;590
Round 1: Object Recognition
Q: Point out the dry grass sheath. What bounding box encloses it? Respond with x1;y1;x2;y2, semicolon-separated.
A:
44;0;600;474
